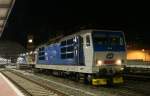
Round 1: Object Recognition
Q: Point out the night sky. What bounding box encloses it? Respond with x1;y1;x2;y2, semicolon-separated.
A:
1;1;150;49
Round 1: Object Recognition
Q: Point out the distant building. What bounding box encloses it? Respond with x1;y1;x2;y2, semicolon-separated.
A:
127;49;150;61
0;41;25;63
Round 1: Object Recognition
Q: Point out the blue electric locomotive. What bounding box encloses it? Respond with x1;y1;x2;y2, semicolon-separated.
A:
35;29;126;85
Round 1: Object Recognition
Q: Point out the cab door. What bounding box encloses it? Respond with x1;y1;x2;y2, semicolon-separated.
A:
83;33;94;67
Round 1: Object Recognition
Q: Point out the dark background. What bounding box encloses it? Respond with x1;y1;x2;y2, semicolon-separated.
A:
1;1;150;49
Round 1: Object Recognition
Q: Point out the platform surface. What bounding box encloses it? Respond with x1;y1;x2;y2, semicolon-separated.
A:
0;73;24;96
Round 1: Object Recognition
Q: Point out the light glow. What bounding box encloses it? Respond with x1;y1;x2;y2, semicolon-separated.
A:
142;49;145;52
30;51;33;54
116;59;122;65
97;60;102;66
121;67;124;70
28;39;33;43
34;51;37;54
45;52;48;56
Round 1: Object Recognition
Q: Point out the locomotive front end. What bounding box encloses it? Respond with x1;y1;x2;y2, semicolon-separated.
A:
91;31;126;85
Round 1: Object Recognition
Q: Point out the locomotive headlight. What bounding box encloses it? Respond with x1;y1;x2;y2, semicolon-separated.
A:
116;59;122;65
121;67;124;70
96;60;103;66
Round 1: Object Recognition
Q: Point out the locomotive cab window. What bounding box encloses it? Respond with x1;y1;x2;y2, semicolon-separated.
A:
109;35;125;46
86;35;90;46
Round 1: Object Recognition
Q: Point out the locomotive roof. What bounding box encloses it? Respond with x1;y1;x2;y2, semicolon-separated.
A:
59;29;124;41
35;29;124;49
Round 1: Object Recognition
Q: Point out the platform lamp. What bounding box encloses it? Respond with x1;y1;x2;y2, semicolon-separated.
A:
27;34;34;52
28;39;33;43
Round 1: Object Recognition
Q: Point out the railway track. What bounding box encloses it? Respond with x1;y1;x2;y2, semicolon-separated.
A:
122;79;150;96
21;70;145;96
112;74;150;96
1;70;66;96
35;71;150;96
124;74;150;81
3;68;150;96
122;85;150;96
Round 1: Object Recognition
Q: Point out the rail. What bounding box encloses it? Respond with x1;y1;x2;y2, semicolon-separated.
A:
1;70;66;96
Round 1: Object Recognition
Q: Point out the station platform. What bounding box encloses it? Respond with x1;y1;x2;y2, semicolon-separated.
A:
126;60;150;69
0;73;24;96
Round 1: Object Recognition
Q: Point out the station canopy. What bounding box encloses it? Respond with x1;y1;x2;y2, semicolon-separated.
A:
0;0;15;36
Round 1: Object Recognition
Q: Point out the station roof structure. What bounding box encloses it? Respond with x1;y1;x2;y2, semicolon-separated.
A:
0;0;15;37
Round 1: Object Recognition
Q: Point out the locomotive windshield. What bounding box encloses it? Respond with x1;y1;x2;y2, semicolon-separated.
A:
92;31;125;51
93;35;124;46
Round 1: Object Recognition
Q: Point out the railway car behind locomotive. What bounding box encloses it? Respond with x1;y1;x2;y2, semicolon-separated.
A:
35;29;127;85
